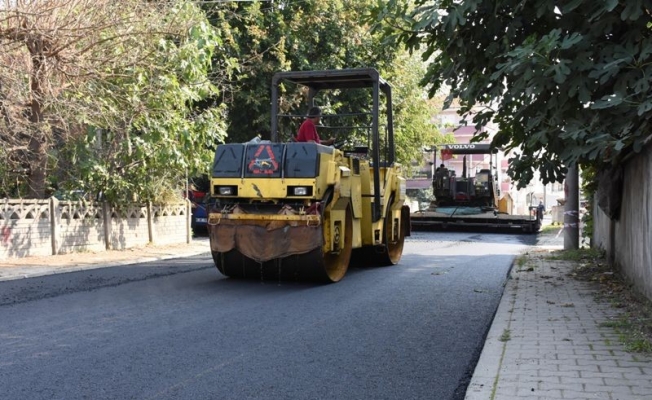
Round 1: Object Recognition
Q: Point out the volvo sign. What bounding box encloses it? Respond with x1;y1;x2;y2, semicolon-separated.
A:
438;143;496;154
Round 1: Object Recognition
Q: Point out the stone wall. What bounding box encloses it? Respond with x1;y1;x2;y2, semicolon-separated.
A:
593;141;652;301
0;198;190;260
0;199;53;258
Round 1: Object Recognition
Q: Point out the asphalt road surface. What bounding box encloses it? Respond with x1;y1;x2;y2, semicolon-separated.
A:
0;231;536;400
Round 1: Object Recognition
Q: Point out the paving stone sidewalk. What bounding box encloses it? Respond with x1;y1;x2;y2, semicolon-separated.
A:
465;230;652;400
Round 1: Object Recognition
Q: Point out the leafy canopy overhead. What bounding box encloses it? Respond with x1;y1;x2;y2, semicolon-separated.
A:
202;0;447;170
373;0;652;187
202;0;396;144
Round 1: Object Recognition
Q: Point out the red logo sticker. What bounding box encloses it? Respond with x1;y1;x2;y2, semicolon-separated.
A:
248;145;279;174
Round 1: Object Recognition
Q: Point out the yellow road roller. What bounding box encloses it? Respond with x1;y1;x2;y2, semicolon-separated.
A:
207;68;410;282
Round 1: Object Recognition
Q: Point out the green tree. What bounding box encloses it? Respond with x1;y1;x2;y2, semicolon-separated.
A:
372;0;652;187
64;4;231;203
202;0;446;168
384;51;454;174
202;0;396;143
0;0;231;201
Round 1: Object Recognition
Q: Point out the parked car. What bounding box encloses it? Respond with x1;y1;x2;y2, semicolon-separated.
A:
191;193;209;235
186;174;211;235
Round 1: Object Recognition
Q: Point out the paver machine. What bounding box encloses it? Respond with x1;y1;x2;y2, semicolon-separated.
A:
206;68;410;282
410;143;541;232
432;143;499;208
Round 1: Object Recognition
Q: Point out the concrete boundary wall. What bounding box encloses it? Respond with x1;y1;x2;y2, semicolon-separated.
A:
593;141;652;301
0;198;191;260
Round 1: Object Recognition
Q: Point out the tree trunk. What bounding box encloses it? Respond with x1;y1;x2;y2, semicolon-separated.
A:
26;51;48;199
26;132;48;199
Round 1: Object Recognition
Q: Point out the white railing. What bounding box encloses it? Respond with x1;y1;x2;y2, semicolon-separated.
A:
0;198;191;259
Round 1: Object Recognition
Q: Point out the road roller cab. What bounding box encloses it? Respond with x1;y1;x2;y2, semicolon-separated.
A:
207;68;410;282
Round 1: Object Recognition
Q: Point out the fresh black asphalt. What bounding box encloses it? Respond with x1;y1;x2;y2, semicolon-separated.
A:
0;231;536;399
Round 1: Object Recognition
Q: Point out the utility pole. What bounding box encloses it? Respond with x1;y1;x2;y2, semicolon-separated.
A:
564;165;580;250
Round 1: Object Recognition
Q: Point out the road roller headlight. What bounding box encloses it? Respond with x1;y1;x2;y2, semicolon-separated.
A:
288;186;312;196
216;186;237;196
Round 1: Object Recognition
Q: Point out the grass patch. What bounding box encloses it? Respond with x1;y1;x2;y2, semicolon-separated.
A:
544;247;604;262
600;315;652;353
539;224;562;234
499;328;511;342
516;255;527;267
626;339;652;353
567;252;652;354
515;255;535;271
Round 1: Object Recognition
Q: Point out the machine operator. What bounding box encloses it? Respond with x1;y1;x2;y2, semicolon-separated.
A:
295;106;335;146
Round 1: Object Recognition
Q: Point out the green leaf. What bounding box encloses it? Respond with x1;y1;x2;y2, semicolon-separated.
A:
621;0;643;21
605;0;619;12
552;61;571;84
634;76;650;94
637;99;652;116
560;32;582;49
591;96;620;109
560;0;584;13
